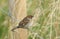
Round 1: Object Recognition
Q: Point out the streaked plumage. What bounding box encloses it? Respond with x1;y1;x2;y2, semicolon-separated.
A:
11;15;33;31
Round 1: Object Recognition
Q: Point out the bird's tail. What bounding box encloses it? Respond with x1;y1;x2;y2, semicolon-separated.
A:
11;26;18;32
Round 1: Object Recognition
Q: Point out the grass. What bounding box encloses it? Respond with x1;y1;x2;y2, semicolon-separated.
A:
27;0;60;39
0;0;60;39
0;0;9;39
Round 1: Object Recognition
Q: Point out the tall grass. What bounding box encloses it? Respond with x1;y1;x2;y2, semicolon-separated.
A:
27;0;60;39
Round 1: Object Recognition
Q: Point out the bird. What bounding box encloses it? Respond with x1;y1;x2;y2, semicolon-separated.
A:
11;15;33;32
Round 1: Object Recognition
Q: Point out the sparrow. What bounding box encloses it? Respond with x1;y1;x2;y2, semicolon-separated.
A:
11;15;33;32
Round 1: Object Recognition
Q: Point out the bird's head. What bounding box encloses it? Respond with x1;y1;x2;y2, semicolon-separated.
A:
27;15;33;19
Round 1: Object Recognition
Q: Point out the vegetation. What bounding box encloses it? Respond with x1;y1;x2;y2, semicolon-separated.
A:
0;0;8;39
0;0;60;39
27;0;60;39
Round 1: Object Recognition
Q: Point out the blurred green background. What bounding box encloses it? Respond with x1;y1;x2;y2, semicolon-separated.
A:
0;0;9;39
